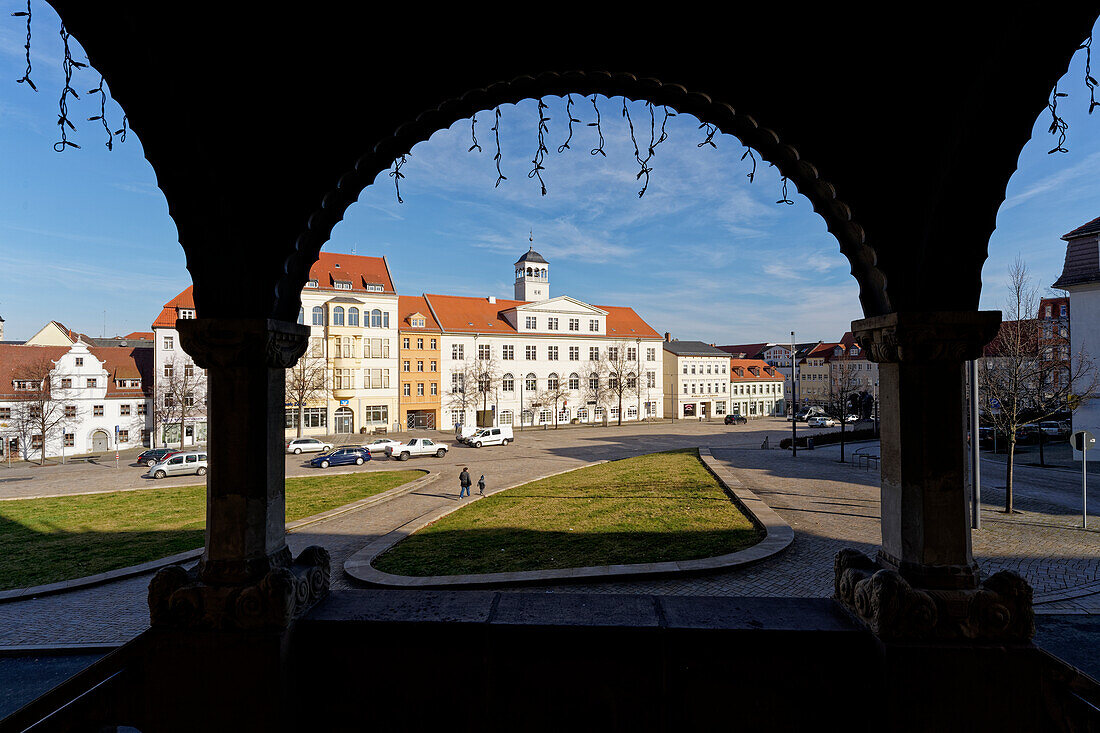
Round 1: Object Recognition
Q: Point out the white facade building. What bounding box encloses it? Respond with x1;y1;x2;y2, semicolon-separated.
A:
662;340;734;419
428;249;664;430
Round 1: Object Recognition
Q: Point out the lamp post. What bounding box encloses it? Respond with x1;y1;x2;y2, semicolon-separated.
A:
791;331;797;457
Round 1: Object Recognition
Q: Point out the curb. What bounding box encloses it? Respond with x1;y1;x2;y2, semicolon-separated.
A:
344;448;794;588
0;469;434;604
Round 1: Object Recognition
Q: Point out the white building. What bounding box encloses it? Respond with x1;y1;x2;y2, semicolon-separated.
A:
662;339;734;419
427;248;664;429
728;358;786;417
152;287;206;447
0;340;153;459
1054;214;1100;461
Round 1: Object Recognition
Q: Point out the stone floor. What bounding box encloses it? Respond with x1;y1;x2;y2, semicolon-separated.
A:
0;419;1097;649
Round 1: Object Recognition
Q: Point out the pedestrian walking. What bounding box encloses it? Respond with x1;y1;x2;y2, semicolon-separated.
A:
478;474;486;495
459;466;471;498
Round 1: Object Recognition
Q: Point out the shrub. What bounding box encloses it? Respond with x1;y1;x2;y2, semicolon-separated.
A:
779;427;877;449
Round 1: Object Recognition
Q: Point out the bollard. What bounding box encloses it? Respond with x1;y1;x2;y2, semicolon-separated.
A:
807;437;814;451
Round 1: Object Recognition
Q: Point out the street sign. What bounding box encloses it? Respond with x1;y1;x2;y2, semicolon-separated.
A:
339;399;349;406
1071;430;1094;529
1071;430;1096;452
989;398;1001;414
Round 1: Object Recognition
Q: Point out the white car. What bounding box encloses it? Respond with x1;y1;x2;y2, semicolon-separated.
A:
148;450;208;479
385;438;449;460
286;437;334;455
467;426;513;448
807;416;837;428
844;414;860;423
362;438;404;454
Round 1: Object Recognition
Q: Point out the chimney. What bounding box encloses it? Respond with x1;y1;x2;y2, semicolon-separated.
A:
664;332;671;342
488;296;496;304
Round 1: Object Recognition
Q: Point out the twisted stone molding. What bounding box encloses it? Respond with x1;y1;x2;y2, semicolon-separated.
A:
148;545;330;631
176;318;310;370
834;549;1035;642
278;70;890;323
852;311;1002;364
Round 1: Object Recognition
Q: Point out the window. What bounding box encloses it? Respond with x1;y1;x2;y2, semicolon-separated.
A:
0;408;9;420
558;407;570;422
403;360;411;372
589;319;599;332
526;345;537;360
627;373;637;389
547;318;559;330
547;373;559;389
164;336;174;350
589;347;599;361
417;383;424;396
348;307;359;326
430;338;437;349
589;374;600;390
184;363;195;378
608;347;619;361
86;378;97;388
690;364;696;375
31;435;43;450
1045;305;1052;317
452;373;464;393
334;280;352;290
431;383;438;395
647;348;655;361
451;410;465;426
312;338;324;357
93;405;104;416
120;404;131;416
417;338;424;349
333;306;345;325
65;405;77;418
164;394;175;408
334;369;354;389
64;433;75;447
577;407;588;421
627;347;637;362
500;410;514;425
403;383;411;396
502;344;514;360
525;316;537;329
627;405;637;419
479;344;491;360
371;309;383;328
610;406;619;419
539;409;552;424
403;337;410;349
61;378;72;389
547;346;559;361
568;373;580;390
569;318;579;331
502;374;515;391
312;306;324;326
412;317;425;328
647;372;656;388
430;360;437;371
569;346;579;361
452;344;464;360
138;403;147;416
609;374;619;389
364;405;388;423
305;279;319;288
1061;304;1067;317
682;365;688;374
417;360;424;372
526;374;537;391
118;429;129;443
75;357;84;367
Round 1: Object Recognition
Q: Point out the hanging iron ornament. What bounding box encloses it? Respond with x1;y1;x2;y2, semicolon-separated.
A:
11;0;35;91
55;21;87;152
1047;82;1070;154
468;113;482;153
528;98;550;195
1081;35;1098;115
389;154;408;203
588;95;606;157
557;94;581;153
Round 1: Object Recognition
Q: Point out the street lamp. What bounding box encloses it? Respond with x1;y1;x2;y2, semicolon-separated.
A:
791;331;797;457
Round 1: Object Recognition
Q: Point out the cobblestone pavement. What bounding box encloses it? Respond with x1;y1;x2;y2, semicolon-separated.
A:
1;419;1097;647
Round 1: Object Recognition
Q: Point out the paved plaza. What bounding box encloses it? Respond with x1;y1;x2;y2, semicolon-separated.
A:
0;418;1097;649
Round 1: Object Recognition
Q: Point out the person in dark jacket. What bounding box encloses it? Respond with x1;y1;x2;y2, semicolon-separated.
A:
459;467;471;498
478;474;486;495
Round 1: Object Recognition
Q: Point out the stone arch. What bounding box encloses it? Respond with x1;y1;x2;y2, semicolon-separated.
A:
277;71;889;321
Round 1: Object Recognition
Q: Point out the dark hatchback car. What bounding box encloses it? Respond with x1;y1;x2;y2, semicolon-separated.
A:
309;446;371;469
725;414;747;425
137;448;178;467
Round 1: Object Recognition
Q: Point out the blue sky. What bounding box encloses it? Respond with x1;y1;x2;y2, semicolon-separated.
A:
1;6;1098;343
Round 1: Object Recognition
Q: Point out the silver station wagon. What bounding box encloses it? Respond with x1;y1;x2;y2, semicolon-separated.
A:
148;451;208;479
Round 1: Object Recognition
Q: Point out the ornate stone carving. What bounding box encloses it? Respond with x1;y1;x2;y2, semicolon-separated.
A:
149;545;330;630
176;318;309;370
852;311;1001;364
834;549;1034;642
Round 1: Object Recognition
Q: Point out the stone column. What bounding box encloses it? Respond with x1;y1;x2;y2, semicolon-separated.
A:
148;318;330;630
834;311;1034;641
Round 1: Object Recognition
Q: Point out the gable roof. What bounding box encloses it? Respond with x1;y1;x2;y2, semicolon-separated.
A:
308;253;395;294
423;294;659;338
1063;215;1100;240
0;343;152;400
153;286;195;329
728;358;784;381
662;340;729;357
398;296;442;332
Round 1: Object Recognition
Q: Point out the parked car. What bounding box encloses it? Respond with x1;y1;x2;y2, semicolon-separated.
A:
725;414;747;425
467;426;513;447
454;425;479;444
1015;424;1041;444
286;437;334;454
385;438;448;460
1040;421;1071;437
807;416;837;428
310;446;370;469
362;438;404;454
137;448;177;467
844;414;860;423
791;407;827;422
147;451;208;479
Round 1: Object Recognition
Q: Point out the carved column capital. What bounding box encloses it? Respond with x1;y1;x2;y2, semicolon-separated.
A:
852;311;1001;364
149;545;330;630
176;318;309;370
834;549;1034;642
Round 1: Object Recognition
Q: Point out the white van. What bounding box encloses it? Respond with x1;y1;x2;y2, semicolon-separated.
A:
468;426;513;448
148;450;208;479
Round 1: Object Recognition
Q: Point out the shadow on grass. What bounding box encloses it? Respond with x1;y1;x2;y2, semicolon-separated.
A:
372;526;763;577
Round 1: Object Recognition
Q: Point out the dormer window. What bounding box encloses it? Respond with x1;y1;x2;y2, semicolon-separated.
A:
334;280;352;290
305;279;319;288
364;283;384;292
179;309;196;319
850;346;860;356
411;317;425;328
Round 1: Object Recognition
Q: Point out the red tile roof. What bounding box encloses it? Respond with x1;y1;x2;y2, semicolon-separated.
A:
308;253;395;294
0;344;152;400
422;294;659;338
398;295;442;332
123;331;154;340
728;358;783;381
152;286;195;330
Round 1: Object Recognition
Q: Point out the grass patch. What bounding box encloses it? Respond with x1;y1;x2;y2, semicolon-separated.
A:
373;449;762;576
0;470;422;591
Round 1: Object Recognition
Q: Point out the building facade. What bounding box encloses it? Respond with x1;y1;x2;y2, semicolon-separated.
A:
397;296;442;431
152;287;206;447
728;358;785;417
663;339;732;419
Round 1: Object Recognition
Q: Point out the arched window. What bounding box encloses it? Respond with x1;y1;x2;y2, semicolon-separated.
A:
502;373;515;391
547;373;559;389
568;373;580;390
347;307;359;326
312;306;324;326
526;267;533;277
540;268;547;278
500;410;514;426
627;372;637;389
297;307;304;325
589;374;600;390
371;309;382;328
525;373;537;391
333;306;345;326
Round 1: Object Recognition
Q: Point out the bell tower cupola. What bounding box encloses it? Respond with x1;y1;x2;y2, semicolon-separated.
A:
514;235;549;302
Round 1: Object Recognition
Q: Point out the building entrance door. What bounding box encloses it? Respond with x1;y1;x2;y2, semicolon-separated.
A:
335;407;354;434
407;411;436;430
92;430;109;452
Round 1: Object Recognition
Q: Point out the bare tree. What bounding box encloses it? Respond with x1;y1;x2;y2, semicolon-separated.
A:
825;353;862;463
582;360;611;425
605;342;640;426
446;358;481;429
469;351;502;421
9;355;70;463
537;375;571;428
979;258;1097;512
156;354;208;448
286;355;328;438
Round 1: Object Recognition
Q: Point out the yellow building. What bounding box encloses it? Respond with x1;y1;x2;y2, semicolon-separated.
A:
397;296;442;430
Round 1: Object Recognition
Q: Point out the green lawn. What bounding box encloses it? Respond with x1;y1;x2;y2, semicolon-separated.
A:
372;449;762;577
0;470;422;591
